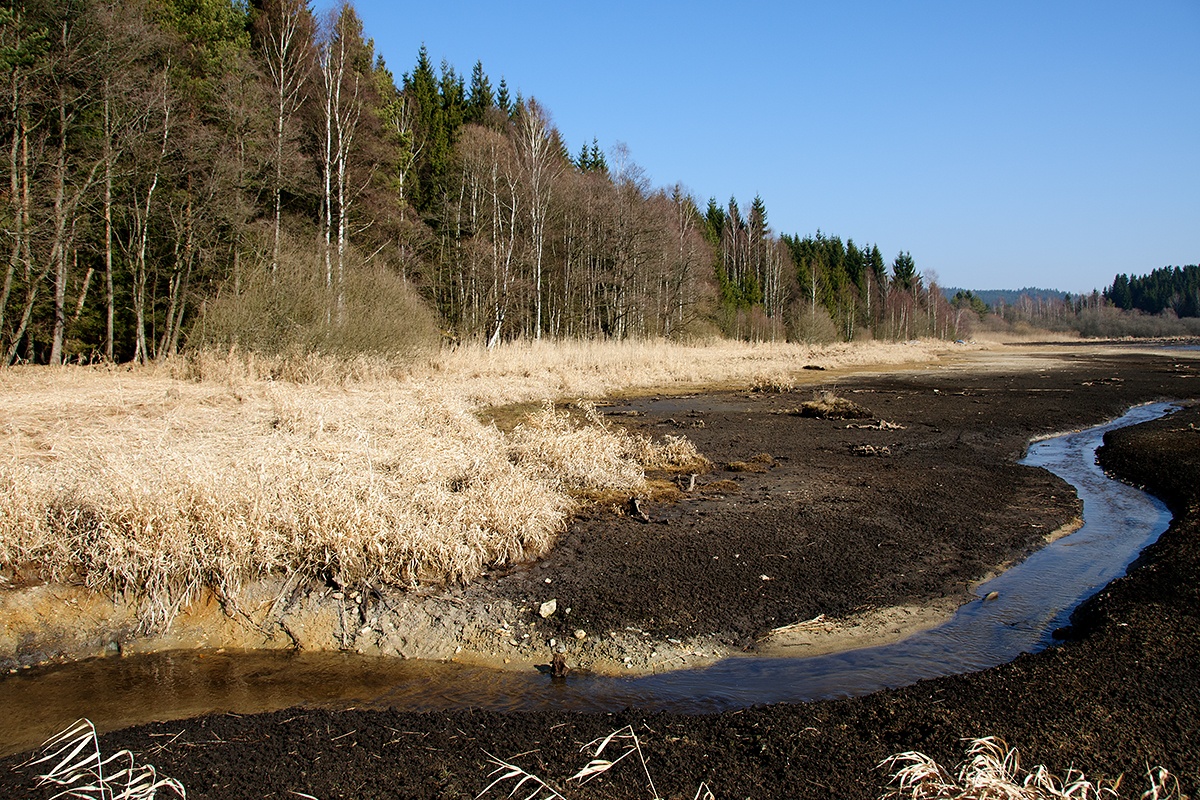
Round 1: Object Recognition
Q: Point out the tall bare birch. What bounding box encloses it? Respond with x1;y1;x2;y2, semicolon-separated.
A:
257;0;313;276
516;98;560;340
130;66;170;364
317;2;364;327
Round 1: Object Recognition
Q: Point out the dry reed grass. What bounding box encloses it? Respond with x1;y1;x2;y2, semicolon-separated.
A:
480;724;714;800
0;338;945;630
22;718;185;799
794;389;876;420
881;738;1181;800
426;338;958;406
0;360;707;630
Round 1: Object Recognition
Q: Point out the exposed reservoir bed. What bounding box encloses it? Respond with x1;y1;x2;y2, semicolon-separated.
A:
0;402;1177;756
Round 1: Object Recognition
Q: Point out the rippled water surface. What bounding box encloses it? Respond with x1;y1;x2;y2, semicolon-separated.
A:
0;403;1176;756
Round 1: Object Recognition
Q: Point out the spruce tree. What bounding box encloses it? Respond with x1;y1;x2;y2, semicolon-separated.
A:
891;251;919;292
403;45;447;214
496;77;510;115
588;138;607;172
465;59;493;125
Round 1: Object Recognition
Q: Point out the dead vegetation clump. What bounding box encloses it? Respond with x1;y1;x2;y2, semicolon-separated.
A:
728;453;776;473
507;401;711;494
793;389;875;420
750;373;796;393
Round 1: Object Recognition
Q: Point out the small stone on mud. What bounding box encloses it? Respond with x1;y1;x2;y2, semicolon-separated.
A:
539;599;558;618
574;629;586;640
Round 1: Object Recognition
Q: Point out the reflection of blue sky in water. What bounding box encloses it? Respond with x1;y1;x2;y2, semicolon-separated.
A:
0;404;1178;754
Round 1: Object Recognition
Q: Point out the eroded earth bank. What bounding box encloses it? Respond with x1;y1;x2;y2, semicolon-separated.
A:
2;346;1199;798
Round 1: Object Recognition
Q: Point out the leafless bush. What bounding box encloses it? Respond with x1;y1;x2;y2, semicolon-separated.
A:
191;239;439;361
1073;307;1200;339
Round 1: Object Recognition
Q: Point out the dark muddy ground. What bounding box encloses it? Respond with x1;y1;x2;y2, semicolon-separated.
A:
4;348;1199;799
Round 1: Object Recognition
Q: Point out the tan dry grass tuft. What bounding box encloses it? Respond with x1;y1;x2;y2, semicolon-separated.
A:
0;363;707;630
881;738;1182;800
1;371;568;628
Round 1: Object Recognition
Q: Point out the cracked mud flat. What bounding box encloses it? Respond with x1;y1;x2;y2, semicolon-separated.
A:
2;345;1199;798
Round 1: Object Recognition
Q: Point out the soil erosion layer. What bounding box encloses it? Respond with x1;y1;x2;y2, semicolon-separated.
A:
3;347;1199;798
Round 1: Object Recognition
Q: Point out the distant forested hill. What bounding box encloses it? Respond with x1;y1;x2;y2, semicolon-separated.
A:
941;287;1068;307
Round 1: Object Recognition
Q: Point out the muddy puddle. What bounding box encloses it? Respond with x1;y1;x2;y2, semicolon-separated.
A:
0;403;1177;757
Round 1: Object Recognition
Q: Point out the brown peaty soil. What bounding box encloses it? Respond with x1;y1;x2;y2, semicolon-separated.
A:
3;347;1200;798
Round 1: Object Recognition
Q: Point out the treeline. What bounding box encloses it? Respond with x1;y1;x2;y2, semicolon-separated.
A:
779;232;960;341
1105;265;1200;318
1;0;952;366
942;267;1200;339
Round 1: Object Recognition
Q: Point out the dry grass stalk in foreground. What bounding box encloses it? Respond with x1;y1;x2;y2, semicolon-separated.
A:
479;725;714;800
0;367;701;631
480;732;1182;800
22;718;185;799
881;737;1181;800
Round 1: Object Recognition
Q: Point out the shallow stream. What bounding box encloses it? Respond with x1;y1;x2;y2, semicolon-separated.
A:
0;403;1176;756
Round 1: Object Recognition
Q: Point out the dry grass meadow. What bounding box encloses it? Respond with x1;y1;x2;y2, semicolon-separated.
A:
0;339;955;630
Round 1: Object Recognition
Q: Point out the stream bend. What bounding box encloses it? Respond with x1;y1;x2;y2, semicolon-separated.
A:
0;402;1177;755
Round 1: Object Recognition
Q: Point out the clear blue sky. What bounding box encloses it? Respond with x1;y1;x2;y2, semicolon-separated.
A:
349;1;1198;295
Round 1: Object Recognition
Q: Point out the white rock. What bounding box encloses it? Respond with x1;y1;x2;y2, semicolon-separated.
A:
539;599;558;618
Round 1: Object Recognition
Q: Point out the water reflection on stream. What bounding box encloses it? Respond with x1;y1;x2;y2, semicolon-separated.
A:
0;403;1176;756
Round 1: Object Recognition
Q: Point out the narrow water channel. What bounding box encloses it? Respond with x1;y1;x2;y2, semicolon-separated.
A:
0;403;1176;757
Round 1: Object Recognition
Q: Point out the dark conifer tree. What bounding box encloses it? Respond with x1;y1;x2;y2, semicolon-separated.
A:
892;251;918;292
588;137;606;173
402;45;447;215
495;76;510;115
465;59;492;124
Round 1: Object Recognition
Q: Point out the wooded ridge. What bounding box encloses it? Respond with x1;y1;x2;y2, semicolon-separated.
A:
0;0;1018;365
